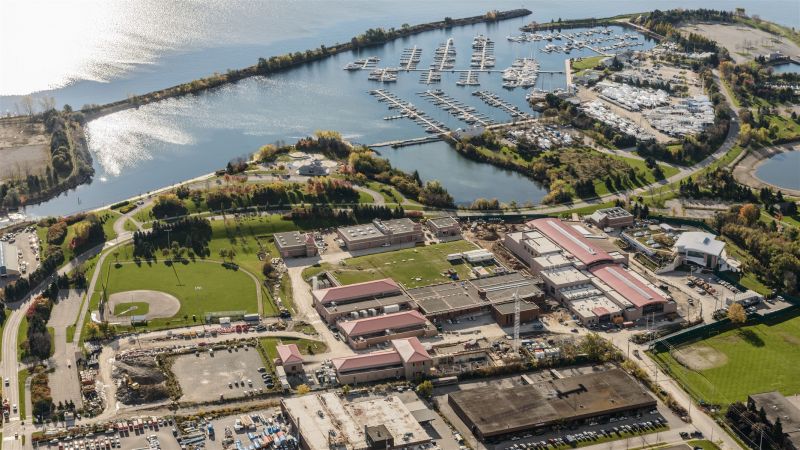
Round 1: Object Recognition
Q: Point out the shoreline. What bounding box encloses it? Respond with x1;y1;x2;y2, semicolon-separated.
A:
732;143;800;197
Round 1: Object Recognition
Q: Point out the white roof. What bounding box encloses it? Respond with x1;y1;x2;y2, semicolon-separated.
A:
674;232;726;257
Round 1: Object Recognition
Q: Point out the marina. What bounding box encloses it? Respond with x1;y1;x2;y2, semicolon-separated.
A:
343;56;380;71
508;28;645;55
456;70;480;86
368;67;398;83
369;89;449;134
502;58;540;89
470;34;496;70
473;90;533;120
419;89;493;127
419;69;442;84
400;46;423;70
432;37;457;71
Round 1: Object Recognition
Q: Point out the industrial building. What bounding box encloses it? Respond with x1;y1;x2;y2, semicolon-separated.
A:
281;393;431;450
587;207;634;229
331;337;433;385
312;278;415;324
337;310;436;350
275;344;304;374
0;241;20;277
505;218;675;325
449;369;657;441
673;231;738;271
426;216;461;239
491;301;540;326
337;218;423;251
274;231;318;258
747;392;800;449
408;273;543;320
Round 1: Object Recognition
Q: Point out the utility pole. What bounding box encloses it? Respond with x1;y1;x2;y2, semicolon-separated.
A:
513;289;521;353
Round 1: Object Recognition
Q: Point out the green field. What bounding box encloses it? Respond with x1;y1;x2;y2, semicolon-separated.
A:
101;260;260;328
17;368;28;418
259;337;328;360
113;301;151;316
303;240;478;288
651;314;800;405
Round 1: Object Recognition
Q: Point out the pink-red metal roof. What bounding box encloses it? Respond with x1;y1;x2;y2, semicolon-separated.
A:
313;278;401;305
339;310;427;337
528;218;613;266
276;344;304;364
590;264;668;308
332;350;403;373
391;337;431;364
592;307;611;317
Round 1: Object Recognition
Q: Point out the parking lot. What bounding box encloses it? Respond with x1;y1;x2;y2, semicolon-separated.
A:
170;347;268;403
0;227;41;290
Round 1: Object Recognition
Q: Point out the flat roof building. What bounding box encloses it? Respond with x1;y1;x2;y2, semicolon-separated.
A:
449;369;657;441
0;241;20;277
748;391;800;449
426;216;461;240
588;207;634;229
312;278;415;324
281;393;431;450
332;337;433;385
337;218;423;251
491;301;540;327
274;231;318;258
338;310;436;350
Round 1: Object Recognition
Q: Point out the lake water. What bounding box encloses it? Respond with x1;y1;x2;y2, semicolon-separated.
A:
755;151;800;191
3;0;799;216
771;62;800;74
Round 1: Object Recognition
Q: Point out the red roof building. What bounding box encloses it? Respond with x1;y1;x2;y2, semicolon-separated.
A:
332;337;432;385
276;343;304;374
589;264;667;309
337;310;434;349
312;278;402;305
527;218;613;267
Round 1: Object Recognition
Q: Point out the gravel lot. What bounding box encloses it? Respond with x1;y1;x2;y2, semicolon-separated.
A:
171;347;267;403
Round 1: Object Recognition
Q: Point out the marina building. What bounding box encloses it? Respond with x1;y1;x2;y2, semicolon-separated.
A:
281;393;431;450
337;310;437;350
312;278;414;324
274;231;318;258
331;337;433;385
449;369;657;442
672;231;737;271
337;218;423;251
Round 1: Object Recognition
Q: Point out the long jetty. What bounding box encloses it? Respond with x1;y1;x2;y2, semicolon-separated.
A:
369;89;449;134
73;8;531;122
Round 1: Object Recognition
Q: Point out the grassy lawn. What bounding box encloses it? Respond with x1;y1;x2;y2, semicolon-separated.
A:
17;368;28;418
689;440;721;450
303;240;478;288
17;317;28;360
66;325;75;343
259;337;328;360
650;313;800;405
47;326;55;357
37;211;119;262
98;210;121;242
572;55;605;77
123;219;138;232
100;260;260;329
112;301;151;316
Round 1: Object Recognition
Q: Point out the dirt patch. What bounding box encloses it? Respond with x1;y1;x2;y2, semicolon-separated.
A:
682;23;800;64
113;356;170;404
780;332;800;346
0;120;50;180
108;290;181;320
672;344;729;371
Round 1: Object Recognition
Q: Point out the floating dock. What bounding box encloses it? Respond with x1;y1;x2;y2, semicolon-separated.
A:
343;56;380;71
369;136;443;148
419;69;442;85
419;89;493;127
368;67;398;83
432;38;456;71
470;34;496;70
456;70;480;86
400;46;423;70
473;90;533;120
369;89;449;134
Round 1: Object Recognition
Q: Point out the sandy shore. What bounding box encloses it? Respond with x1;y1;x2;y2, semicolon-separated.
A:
733;142;800;197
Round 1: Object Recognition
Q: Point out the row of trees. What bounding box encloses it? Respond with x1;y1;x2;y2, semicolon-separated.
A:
710;205;800;294
132;217;212;259
726;400;793;450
